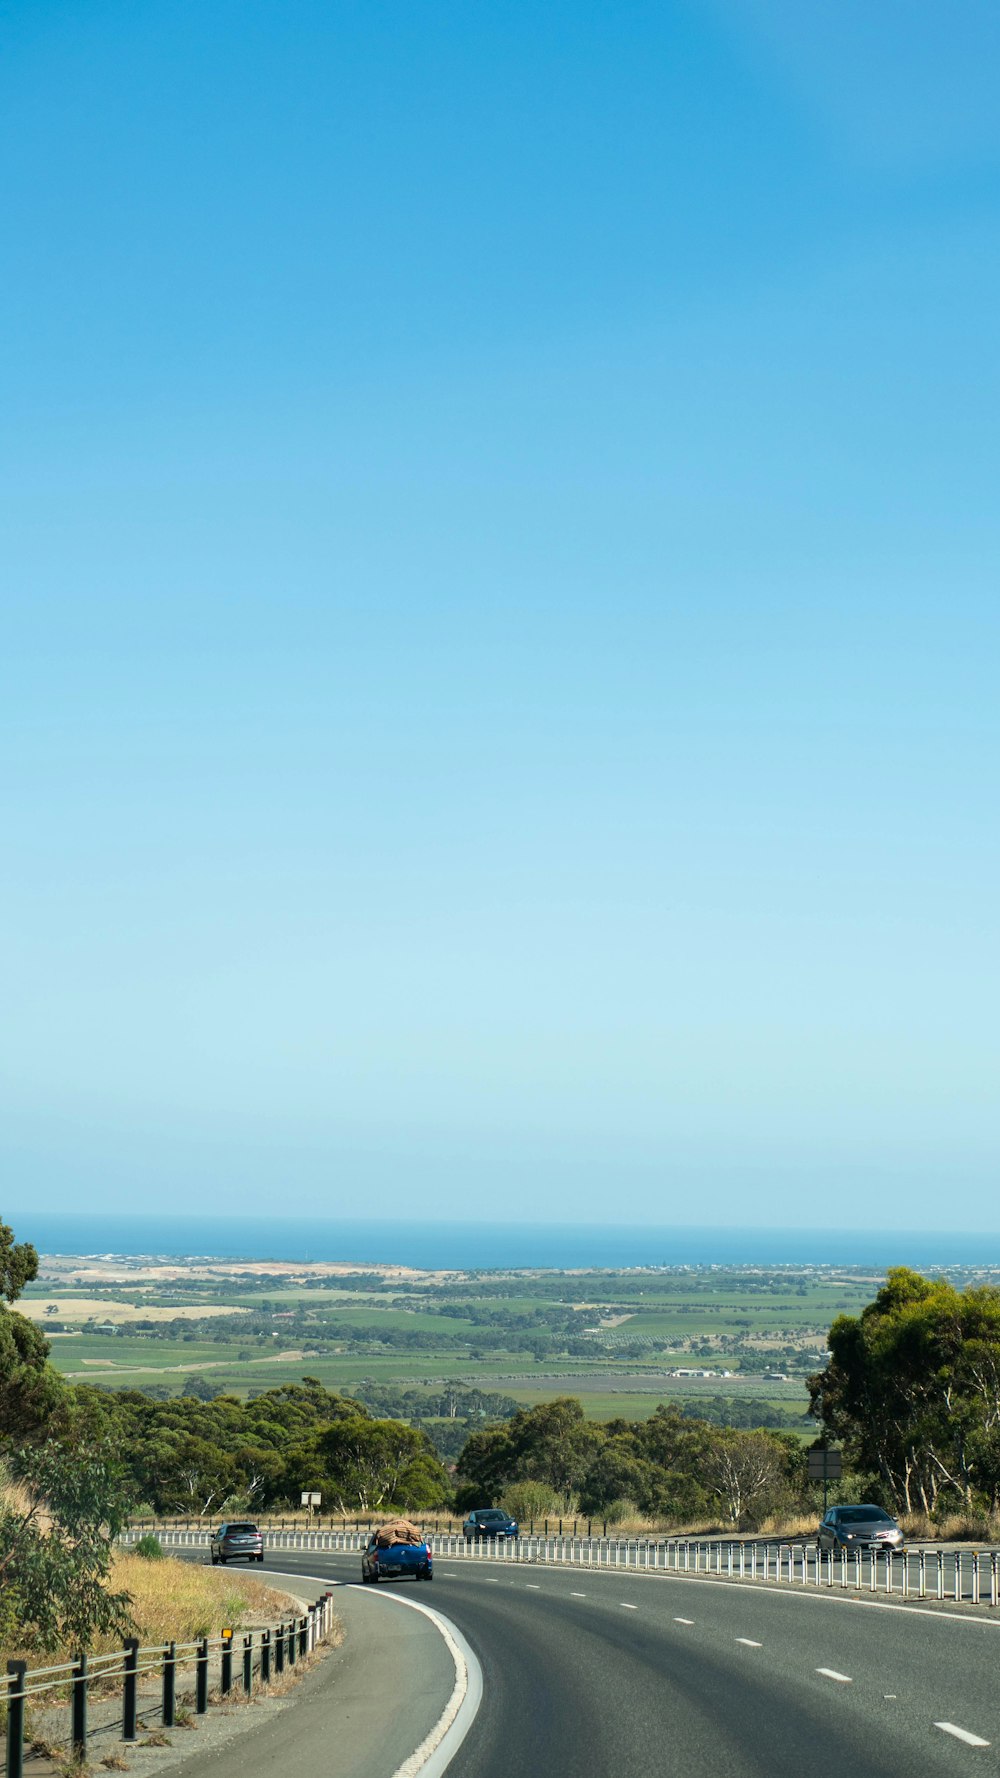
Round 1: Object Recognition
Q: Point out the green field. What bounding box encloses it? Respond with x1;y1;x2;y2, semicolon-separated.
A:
31;1260;937;1429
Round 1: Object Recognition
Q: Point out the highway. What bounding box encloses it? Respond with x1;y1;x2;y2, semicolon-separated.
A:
247;1548;1000;1776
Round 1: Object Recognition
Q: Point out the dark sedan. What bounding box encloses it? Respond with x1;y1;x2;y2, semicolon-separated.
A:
210;1520;264;1564
463;1508;519;1542
817;1505;904;1552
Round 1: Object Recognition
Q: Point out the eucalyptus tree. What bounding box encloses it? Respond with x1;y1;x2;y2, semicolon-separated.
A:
810;1268;1000;1514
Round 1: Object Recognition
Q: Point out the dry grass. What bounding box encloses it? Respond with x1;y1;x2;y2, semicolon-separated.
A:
900;1510;1000;1544
141;1504;1000;1544
109;1554;301;1649
17;1299;249;1324
1;1556;305;1669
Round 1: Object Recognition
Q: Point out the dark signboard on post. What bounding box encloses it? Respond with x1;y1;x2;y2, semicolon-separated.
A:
807;1448;842;1480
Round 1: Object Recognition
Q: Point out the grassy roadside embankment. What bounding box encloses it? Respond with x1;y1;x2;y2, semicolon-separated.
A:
5;1553;344;1776
3;1552;326;1670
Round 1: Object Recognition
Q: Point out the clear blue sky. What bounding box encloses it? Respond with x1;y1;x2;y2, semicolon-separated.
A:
3;1;998;1230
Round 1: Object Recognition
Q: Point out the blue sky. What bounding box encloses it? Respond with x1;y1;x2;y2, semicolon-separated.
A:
3;1;998;1230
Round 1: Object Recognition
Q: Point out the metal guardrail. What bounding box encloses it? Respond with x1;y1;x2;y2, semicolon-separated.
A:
120;1525;1000;1608
2;1593;337;1778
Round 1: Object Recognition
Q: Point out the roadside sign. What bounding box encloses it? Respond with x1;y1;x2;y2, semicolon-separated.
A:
301;1491;322;1506
807;1449;842;1480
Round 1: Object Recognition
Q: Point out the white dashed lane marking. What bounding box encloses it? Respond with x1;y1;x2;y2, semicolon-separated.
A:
735;1638;762;1648
674;1617;694;1625
620;1603;638;1611
816;1669;852;1684
570;1592;587;1597
526;1584;541;1590
934;1724;990;1748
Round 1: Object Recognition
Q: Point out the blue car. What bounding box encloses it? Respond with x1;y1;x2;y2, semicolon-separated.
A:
463;1508;519;1541
361;1531;433;1584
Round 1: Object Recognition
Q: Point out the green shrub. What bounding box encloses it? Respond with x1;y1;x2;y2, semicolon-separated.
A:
498;1481;561;1524
133;1534;165;1560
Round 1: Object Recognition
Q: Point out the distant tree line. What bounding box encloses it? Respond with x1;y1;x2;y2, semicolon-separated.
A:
454;1397;809;1528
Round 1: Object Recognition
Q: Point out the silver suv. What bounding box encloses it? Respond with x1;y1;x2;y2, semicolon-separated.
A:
210;1520;264;1564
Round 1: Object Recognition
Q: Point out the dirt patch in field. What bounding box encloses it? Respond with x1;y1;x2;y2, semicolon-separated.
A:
17;1299;248;1324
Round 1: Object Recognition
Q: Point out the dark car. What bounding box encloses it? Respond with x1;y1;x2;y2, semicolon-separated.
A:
463;1508;519;1542
210;1520;264;1564
817;1505;904;1553
361;1532;433;1584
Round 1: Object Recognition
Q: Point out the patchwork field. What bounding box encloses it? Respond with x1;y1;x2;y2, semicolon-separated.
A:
18;1255;918;1442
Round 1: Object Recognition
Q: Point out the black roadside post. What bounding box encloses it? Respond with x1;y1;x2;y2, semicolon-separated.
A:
72;1652;88;1760
298;1615;308;1658
243;1634;253;1695
122;1638;140;1742
275;1624;285;1675
220;1628;233;1695
261;1629;272;1685
7;1660;27;1778
196;1638;209;1713
162;1642;176;1729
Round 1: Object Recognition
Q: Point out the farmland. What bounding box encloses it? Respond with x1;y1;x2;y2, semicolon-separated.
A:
27;1252;1000;1450
19;1253;927;1442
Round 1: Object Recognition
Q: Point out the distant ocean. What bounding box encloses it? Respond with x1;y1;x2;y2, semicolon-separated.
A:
9;1213;1000;1271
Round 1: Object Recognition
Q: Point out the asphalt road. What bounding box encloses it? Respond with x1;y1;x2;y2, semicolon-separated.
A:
254;1549;1000;1777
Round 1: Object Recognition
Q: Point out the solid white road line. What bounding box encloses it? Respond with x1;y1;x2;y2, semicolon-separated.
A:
674;1617;694;1625
934;1723;990;1748
816;1669;852;1683
620;1603;638;1610
265;1569;484;1778
382;1595;485;1778
735;1638;762;1647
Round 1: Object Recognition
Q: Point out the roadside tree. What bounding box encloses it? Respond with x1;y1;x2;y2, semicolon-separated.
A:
810;1268;1000;1514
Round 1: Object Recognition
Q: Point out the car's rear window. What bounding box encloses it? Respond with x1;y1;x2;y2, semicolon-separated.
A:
227;1523;258;1534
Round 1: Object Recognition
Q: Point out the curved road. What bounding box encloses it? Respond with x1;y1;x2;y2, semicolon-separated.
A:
223;1550;1000;1776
